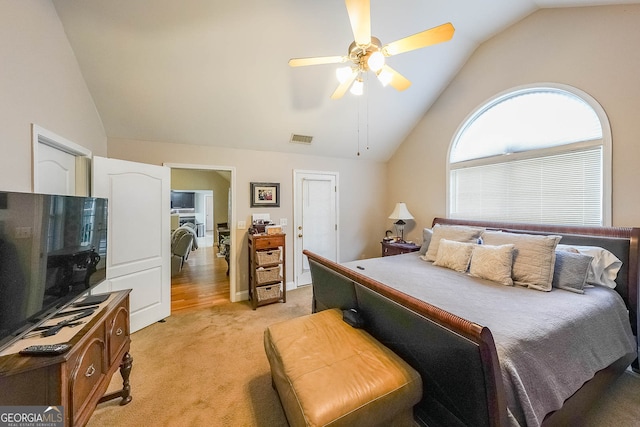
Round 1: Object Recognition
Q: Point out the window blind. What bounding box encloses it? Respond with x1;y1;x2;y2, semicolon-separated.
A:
450;147;602;225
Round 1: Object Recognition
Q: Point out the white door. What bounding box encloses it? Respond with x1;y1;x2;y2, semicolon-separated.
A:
36;143;76;195
92;156;171;332
205;195;214;231
294;171;339;286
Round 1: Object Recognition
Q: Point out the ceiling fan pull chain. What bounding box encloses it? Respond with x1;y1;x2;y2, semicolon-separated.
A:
366;83;370;152
357;96;361;156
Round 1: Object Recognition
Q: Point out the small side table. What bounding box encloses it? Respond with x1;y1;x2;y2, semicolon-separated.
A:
381;241;420;257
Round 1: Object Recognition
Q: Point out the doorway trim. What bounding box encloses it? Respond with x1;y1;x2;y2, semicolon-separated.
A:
164;163;237;302
31;124;92;195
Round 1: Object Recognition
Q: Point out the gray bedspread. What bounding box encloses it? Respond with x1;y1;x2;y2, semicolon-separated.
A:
341;253;636;427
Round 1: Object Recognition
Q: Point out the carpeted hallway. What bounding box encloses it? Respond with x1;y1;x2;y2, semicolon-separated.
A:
88;285;640;426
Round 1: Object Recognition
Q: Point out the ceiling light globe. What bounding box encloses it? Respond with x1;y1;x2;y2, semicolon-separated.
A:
350;79;364;96
376;69;393;87
367;51;385;72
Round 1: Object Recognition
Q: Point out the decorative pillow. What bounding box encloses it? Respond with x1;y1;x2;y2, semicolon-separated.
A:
482;231;561;291
433;239;475;272
557;244;622;289
552;250;594;294
469;244;515;286
425;224;484;262
418;228;433;256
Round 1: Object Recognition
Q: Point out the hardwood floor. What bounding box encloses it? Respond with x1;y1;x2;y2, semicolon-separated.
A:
171;243;230;313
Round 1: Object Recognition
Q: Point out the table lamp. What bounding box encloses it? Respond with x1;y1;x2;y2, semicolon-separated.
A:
388;203;414;243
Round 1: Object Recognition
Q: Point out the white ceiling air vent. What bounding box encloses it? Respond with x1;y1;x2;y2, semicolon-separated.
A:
290;134;313;145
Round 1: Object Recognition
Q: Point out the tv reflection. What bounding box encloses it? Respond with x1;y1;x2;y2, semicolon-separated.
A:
43;196;107;297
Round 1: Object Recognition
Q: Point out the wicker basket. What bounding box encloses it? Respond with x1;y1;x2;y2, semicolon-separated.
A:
256;285;281;302
256;249;281;266
256;266;280;284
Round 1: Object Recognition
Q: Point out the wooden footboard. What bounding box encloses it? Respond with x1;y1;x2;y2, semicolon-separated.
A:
304;250;508;427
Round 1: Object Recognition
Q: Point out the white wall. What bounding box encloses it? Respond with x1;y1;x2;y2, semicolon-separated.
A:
108;138;388;293
0;0;106;192
388;5;640;243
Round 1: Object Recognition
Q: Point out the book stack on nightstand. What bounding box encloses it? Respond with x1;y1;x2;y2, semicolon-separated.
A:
381;240;420;257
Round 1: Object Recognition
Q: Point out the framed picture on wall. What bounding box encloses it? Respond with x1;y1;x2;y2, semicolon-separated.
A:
250;182;280;207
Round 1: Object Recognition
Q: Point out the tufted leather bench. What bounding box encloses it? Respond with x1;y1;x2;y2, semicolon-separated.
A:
264;308;422;427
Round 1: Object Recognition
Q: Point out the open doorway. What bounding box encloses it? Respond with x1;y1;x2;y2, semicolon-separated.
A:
165;163;236;313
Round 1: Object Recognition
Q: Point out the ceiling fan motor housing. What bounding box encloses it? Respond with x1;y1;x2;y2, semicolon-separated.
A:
348;36;382;71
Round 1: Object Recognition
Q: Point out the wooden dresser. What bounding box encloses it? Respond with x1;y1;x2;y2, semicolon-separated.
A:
0;290;132;427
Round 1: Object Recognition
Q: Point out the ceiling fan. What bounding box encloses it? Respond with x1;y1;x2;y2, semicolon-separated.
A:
288;0;455;99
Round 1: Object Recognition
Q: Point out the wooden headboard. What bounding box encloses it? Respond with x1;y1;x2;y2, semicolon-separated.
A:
433;218;639;355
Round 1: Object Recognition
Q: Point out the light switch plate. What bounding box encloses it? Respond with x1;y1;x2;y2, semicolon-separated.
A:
280;218;287;226
237;220;246;229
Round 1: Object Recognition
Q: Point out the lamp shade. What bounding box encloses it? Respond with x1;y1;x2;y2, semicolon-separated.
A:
388;203;414;220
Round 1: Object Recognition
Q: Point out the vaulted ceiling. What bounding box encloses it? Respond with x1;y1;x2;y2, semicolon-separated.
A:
52;0;639;161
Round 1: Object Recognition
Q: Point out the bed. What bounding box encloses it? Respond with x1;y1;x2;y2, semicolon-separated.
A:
303;218;638;427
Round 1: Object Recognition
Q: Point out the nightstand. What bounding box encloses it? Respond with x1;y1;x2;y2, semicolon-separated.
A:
381;240;420;257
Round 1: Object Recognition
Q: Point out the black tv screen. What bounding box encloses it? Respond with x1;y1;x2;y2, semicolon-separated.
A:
0;191;108;351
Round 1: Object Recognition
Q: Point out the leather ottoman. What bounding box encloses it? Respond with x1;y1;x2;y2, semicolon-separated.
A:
264;308;422;427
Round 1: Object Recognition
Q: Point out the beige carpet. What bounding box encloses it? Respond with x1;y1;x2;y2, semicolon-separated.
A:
88;285;640;426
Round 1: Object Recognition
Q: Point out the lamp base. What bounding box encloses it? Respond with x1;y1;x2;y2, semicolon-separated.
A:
394;220;406;244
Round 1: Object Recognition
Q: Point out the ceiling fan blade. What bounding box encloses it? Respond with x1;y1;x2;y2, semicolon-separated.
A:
383;22;455;57
345;0;371;46
330;70;358;99
288;56;347;67
380;65;411;92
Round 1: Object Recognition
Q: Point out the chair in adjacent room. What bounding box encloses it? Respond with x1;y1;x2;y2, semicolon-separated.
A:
171;228;195;276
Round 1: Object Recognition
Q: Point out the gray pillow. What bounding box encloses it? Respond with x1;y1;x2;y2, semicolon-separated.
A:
419;228;433;256
552;250;594;294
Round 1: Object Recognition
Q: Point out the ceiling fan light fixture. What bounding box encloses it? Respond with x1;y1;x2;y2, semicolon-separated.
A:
288;2;454;99
336;66;354;83
367;51;385;72
350;78;364;96
376;68;393;87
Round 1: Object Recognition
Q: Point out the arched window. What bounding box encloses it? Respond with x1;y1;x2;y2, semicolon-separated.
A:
448;84;611;226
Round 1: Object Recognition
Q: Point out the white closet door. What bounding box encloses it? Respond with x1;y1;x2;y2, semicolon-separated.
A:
294;171;338;286
36;143;76;195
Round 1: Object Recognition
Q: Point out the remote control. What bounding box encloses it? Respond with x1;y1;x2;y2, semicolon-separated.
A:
42;308;95;337
19;343;71;356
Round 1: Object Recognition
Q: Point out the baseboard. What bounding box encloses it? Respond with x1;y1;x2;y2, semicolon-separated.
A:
235;290;249;302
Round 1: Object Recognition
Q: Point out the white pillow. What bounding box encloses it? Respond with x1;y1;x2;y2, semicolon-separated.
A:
425;224;484;262
433;239;475;272
557;244;622;288
482;231;561;291
469;244;515;286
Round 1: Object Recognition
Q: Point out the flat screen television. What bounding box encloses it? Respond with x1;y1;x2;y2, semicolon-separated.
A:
0;191;108;352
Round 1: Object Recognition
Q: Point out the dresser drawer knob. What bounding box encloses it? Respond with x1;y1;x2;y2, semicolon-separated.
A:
116;327;123;336
85;364;96;377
